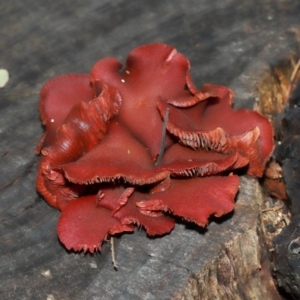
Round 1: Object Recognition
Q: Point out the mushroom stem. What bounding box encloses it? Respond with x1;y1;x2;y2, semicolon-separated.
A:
155;108;170;167
111;237;118;270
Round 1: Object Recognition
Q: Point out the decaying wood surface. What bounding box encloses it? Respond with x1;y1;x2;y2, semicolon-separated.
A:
0;1;300;299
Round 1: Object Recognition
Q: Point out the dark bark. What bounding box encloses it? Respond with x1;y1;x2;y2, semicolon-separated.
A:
273;83;300;299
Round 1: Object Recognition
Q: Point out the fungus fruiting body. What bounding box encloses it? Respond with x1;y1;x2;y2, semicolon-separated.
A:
36;43;274;252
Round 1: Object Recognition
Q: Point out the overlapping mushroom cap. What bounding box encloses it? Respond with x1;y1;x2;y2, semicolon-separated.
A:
36;43;274;252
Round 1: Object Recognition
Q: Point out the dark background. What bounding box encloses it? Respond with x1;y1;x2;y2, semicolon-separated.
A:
0;1;299;299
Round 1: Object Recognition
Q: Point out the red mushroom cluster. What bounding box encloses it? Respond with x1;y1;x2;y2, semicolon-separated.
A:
36;43;274;252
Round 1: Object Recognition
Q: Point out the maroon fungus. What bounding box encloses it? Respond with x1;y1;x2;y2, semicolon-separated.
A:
36;43;274;252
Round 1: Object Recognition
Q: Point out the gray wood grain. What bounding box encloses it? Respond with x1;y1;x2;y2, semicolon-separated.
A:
0;0;299;299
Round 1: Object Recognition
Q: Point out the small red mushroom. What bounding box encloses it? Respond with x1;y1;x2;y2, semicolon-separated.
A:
36;43;274;253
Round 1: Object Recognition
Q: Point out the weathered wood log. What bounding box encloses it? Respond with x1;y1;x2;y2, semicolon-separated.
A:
1;0;299;299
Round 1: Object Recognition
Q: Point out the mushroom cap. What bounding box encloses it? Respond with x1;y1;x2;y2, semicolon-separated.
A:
36;43;274;252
